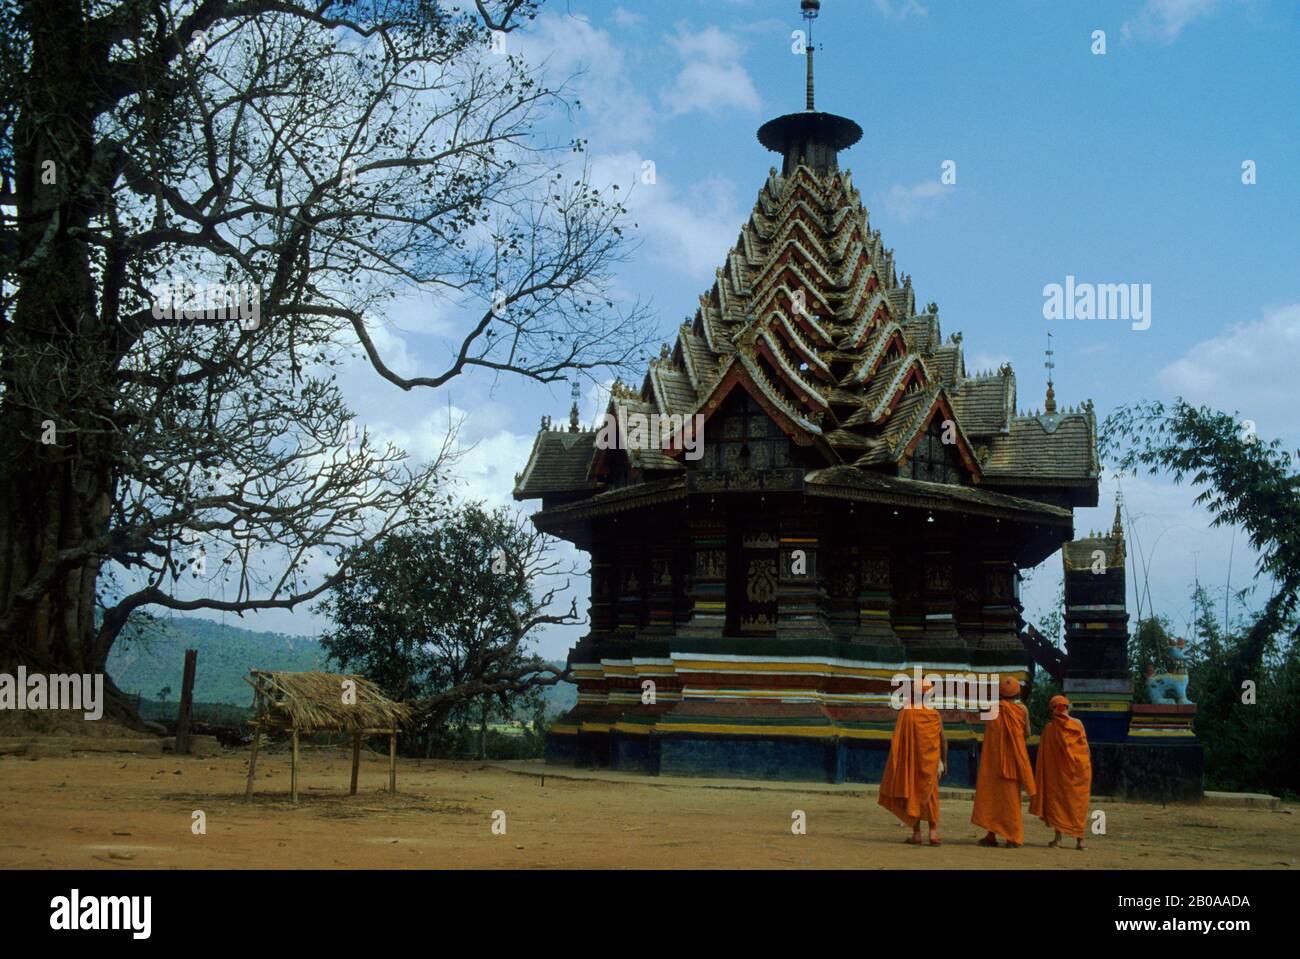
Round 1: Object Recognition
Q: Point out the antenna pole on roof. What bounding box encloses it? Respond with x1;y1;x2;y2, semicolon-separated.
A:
802;1;820;110
1044;329;1057;413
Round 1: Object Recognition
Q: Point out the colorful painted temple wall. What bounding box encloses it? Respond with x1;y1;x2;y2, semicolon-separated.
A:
542;498;1044;789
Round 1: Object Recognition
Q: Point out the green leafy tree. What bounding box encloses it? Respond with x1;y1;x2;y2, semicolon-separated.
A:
1102;401;1299;688
1026;674;1059;734
1182;585;1300;796
317;503;577;753
1129;614;1175;702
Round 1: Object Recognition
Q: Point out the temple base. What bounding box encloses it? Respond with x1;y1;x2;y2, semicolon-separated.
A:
1088;741;1205;802
547;721;1203;801
546;719;986;788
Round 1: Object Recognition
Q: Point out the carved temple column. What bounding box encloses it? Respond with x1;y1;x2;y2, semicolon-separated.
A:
679;511;727;640
955;542;986;648
921;520;964;648
826;512;860;640
857;509;900;644
778;503;831;639
893;530;925;644
597;518;645;712
588;537;616;641
673;528;693;632
980;530;1021;653
612;518;644;644
644;530;676;636
623;513;680;714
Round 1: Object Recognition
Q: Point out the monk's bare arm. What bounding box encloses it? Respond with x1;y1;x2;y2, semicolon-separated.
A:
939;726;949;778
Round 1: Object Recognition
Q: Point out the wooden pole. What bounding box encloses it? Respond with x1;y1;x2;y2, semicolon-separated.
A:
244;681;262;801
175;649;198;755
291;728;299;804
388;732;397;794
350;732;361;795
244;726;260;801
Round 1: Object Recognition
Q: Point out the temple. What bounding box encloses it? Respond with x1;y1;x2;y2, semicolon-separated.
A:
513;2;1196;795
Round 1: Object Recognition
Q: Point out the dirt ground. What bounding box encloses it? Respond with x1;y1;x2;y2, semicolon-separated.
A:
1;744;1296;869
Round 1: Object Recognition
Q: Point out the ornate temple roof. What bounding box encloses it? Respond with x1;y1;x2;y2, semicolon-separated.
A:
515;428;600;497
515;159;1099;505
515;10;1098;511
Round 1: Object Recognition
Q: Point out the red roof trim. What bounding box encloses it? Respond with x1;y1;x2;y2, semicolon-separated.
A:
896;392;984;481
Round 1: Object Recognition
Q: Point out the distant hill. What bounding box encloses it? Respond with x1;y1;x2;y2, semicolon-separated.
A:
108;616;331;707
107;616;577;717
538;669;578;717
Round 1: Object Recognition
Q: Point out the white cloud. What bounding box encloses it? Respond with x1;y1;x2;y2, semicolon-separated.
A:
512;12;656;146
661;25;762;117
670;24;746;64
873;0;930;20
611;7;646;29
879;178;951;224
966;351;1010;376
1157;301;1300;443
591;151;742;283
382;288;457;338
1122;0;1221;43
451;428;538;510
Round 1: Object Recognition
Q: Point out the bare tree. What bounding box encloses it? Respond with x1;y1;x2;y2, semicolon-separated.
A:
0;0;651;717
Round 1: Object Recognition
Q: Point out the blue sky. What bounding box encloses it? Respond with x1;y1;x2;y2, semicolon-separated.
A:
195;0;1300;660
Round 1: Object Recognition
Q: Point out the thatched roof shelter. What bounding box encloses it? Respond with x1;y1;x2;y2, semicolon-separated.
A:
243;669;414;803
246;669;413;733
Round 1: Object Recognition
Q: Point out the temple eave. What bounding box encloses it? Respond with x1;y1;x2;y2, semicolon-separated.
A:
756;111;864;153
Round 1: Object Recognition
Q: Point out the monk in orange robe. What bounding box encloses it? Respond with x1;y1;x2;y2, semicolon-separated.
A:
972;675;1036;847
879;676;948;846
1029;694;1092;849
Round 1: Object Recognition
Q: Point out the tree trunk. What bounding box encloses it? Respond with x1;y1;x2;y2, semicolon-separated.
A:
0;0;138;726
478;698;488;760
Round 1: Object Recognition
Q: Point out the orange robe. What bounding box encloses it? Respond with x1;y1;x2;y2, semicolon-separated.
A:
971;699;1036;844
878;706;943;827
1029;713;1092;838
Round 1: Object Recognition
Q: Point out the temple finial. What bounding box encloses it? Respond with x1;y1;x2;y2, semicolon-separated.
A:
569;380;581;432
802;1;820;110
1044;329;1057;414
757;1;860;175
1112;495;1124;539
